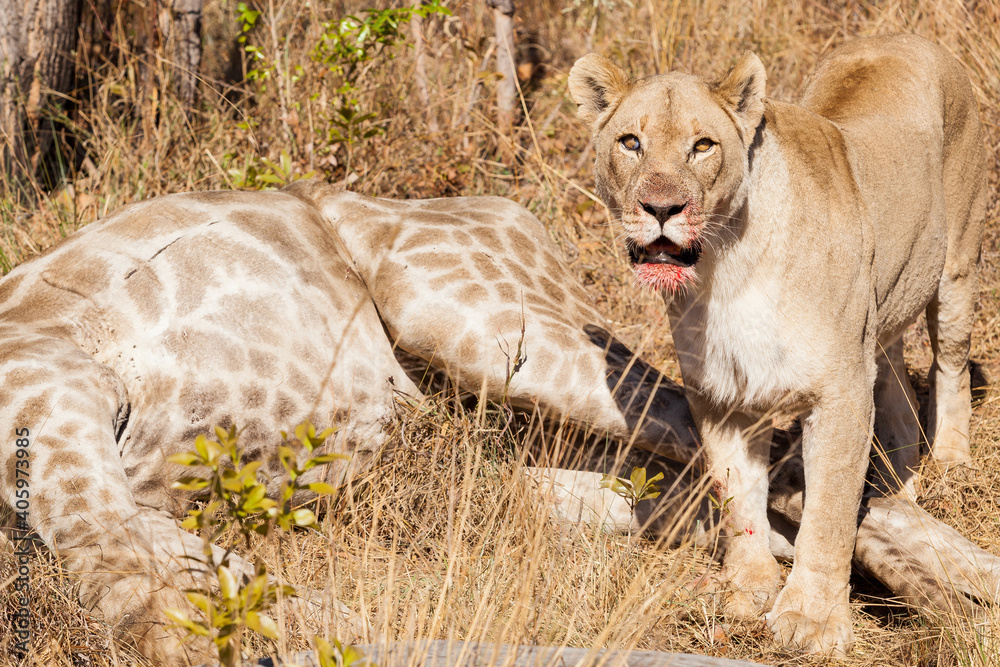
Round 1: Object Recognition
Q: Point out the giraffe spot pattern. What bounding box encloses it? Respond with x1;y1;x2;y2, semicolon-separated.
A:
241;384;268;409
13;390;55;431
506;229;539;268
123;265;167;324
407;252;463;271
502;259;535;288
475;227;506;253
486;310;525;335
495;282;520;303
105;202;195;241
399;229;450;252
428;269;474;290
456;284;491;307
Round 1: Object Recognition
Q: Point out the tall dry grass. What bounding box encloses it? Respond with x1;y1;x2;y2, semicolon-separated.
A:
1;0;999;665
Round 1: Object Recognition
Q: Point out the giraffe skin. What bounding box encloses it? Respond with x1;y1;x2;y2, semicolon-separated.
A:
293;182;699;465
0;184;704;664
0;189;419;663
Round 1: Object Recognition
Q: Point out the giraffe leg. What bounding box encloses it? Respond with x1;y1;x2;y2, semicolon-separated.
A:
136;509;371;646
0;335;210;665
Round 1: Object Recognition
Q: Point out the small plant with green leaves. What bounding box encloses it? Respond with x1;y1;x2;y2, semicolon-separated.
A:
226;150;317;190
164;422;349;666
229;1;449;185
235;2;274;84
600;466;663;515
311;0;450;173
314;636;373;667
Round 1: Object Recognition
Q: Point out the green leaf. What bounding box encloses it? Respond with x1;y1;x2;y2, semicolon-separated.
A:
164;608;211;636
173;477;210;492
290;508;317;527
239;460;263;481
630;466;647;490
184;591;212;613
194;434;210;460
218;565;239;601
315;637;335;667
599;474;630;497
307;481;338;496
221;474;244;492
256;173;284;185
245;572;267;609
310;453;350;464
163;607;192;626
168;452;202;466
246;610;280;639
341;645;368;667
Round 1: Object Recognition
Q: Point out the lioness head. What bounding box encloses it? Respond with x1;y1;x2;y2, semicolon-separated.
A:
569;53;766;293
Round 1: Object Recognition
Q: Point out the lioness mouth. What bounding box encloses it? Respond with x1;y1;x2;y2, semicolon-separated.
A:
629;236;702;268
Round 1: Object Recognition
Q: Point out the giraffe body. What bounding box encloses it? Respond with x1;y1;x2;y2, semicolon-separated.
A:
299;184;697;462
0;184;697;663
0;190;417;662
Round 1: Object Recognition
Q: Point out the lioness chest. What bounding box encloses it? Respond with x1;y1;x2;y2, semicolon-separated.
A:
669;276;822;412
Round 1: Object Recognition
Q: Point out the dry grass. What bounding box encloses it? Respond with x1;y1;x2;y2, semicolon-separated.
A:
1;0;999;665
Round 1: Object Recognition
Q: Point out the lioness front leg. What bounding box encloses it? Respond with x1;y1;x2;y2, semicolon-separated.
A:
689;395;781;618
766;390;873;655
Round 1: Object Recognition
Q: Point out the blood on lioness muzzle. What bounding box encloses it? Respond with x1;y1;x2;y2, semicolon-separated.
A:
628;236;702;292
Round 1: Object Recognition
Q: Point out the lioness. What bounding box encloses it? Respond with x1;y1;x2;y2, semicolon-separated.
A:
569;34;986;654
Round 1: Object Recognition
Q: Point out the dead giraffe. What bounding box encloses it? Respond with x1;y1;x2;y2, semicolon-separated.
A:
0;184;702;664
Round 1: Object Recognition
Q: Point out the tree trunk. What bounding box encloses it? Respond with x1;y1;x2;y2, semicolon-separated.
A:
159;0;203;111
410;12;438;133
0;0;80;185
487;0;516;136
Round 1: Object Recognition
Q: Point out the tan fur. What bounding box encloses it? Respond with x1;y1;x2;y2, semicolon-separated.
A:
570;34;987;654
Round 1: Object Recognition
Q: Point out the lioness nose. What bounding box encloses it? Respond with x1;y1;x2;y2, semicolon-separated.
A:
640;198;687;226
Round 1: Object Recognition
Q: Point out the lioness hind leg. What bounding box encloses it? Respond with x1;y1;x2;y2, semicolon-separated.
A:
871;337;922;497
928;80;986;464
926;272;975;464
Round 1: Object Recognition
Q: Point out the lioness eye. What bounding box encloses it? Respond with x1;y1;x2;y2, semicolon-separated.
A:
693;138;715;153
619;135;641;151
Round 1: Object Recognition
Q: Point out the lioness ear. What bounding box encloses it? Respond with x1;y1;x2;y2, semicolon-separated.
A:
712;51;766;139
568;54;631;130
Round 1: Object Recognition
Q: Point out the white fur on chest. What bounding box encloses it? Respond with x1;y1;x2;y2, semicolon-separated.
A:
672;279;813;410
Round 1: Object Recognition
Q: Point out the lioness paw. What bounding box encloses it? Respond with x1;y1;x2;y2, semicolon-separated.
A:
765;586;854;656
930;430;971;464
720;556;782;620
